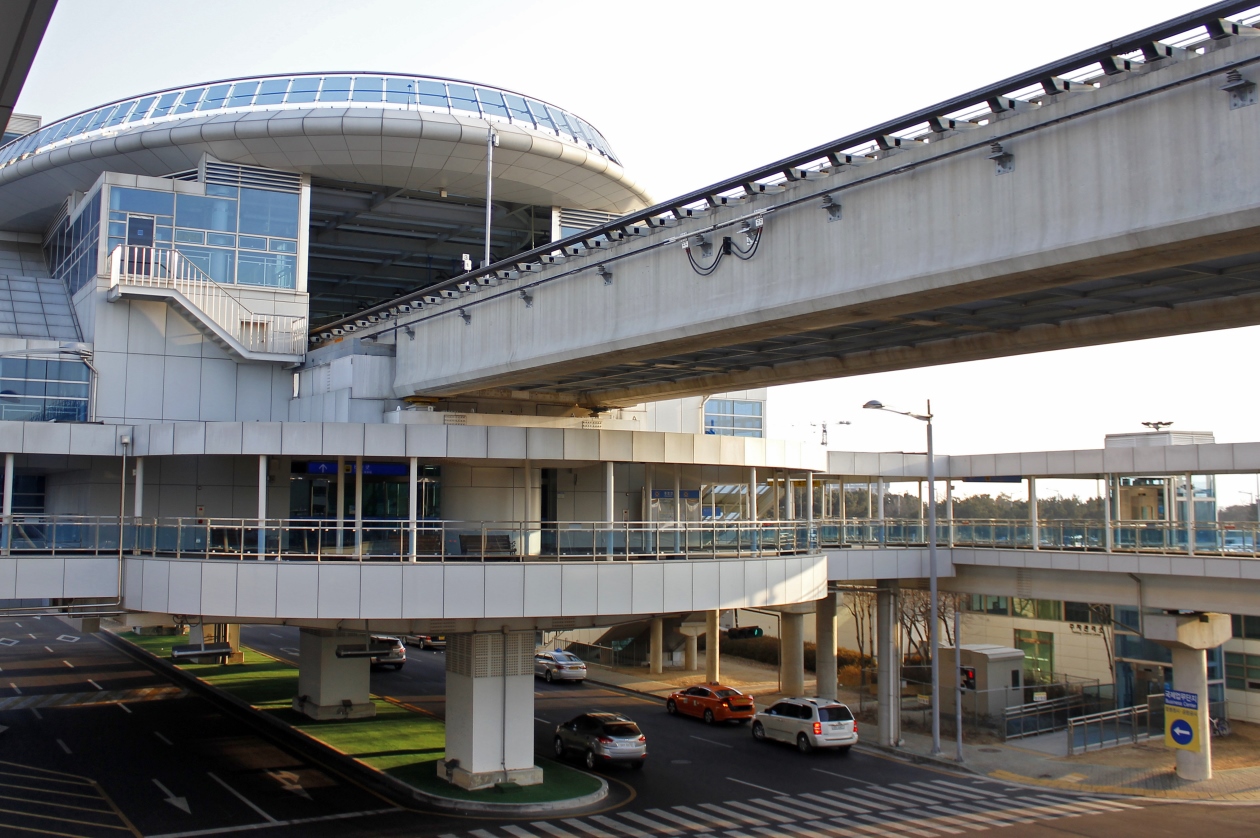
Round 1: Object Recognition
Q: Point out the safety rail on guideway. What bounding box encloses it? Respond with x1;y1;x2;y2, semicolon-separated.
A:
3;515;1258;561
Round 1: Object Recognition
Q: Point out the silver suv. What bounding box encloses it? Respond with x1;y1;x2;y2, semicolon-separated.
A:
751;698;857;753
535;649;587;683
553;712;647;770
368;635;406;671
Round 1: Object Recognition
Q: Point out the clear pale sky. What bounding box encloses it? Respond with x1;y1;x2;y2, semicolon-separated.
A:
14;0;1260;501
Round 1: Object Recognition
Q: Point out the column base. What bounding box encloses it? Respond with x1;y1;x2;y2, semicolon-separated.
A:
438;761;544;790
291;696;376;720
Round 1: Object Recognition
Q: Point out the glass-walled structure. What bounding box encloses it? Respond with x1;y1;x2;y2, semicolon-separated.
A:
703;398;763;437
0;357;91;422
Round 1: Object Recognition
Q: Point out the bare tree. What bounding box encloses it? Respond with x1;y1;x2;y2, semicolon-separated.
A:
939;593;961;647
1090;603;1117;682
844;590;876;688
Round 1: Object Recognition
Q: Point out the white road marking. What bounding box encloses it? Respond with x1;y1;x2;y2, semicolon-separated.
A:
43;646;53;653
924;805;992;830
62;660;73;668
27;633;34;639
619;812;681;836
145;807;397;838
88;679;103;690
784;795;855;818
155;731;173;745
902;783;960;802
858;812;937;838
13;623;19;628
208;771;278;823
646;808;707;830
722;800;794;824
531;821;580;838
56;738;71;754
8;682;19;695
697;802;765;826
470;830;500;838
270;633;282;638
813;767;876;785
28;707;40;719
590;814;651;838
154;778;192;814
749;797;810;819
729;777;787;795
803;791;868;814
534;717;550;723
674;804;742;829
839;787;894;810
559;818;615;838
1070;797;1143;812
280;647;299;656
118;702;132;714
689;735;732;748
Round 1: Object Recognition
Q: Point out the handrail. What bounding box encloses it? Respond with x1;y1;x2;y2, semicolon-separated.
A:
110;245;306;356
1066;702;1153;755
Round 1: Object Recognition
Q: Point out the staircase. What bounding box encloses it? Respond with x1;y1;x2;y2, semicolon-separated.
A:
107;245;305;362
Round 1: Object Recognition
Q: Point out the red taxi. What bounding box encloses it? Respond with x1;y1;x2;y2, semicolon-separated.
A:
665;683;755;724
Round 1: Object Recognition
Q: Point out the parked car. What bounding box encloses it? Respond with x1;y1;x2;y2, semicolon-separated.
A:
666;683;755;724
405;634;446;650
751;697;857;753
535;649;587;683
553;712;647;770
368;635;406;671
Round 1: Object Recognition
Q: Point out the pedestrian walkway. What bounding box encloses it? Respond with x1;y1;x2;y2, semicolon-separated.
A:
436;777;1139;838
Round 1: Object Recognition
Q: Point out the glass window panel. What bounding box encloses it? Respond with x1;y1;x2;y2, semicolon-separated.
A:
149;92;180;118
104;101;136;127
1012;598;1035;618
286;78;320;103
25;360;45;380
237;252;296;288
1245;615;1260;638
227;81;259;107
1037;600;1063;621
173;88;206;114
206;232;235;247
733;401;760;415
268;239;297;253
0;359;25;378
477;88;509;117
109;187;174;216
154;226;172;242
126;96;157;123
447;83;479;114
352;77;383;102
1234;614;1244;637
1064;601;1091;623
414;80;448;107
175;194;237;232
205;184;238;198
176;245;235;284
527;100;556;131
255;78;291;105
83;108;113;132
318;76;351;101
547;105;576;138
174;229;204;244
238;188;299;238
503;93;533;124
199;84;232;110
238;235;267;251
108;221;127;238
385;78;414;104
52;361;89;382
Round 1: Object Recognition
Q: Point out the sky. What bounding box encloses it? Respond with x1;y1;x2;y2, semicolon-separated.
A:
13;0;1260;503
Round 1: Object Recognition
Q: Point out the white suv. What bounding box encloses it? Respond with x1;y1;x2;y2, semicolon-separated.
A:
751;697;858;753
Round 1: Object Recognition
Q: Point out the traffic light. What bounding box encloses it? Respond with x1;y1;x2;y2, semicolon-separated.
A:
960;666;976;691
727;626;764;640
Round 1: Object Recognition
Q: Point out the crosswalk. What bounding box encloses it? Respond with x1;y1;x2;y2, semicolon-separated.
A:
442;778;1140;838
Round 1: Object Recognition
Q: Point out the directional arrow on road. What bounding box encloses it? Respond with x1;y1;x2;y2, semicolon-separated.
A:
152;779;191;814
269;770;311;799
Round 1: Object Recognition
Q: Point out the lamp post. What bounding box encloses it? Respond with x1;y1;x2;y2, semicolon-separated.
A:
864;398;941;757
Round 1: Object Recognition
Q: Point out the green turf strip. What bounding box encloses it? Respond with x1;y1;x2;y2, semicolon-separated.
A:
120;632;602;803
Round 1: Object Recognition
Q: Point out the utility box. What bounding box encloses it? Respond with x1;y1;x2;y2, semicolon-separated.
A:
940;644;1026;720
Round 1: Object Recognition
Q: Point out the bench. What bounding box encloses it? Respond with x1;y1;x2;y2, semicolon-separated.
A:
458;533;517;558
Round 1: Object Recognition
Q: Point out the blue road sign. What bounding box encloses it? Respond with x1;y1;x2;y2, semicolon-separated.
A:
1170;718;1194;746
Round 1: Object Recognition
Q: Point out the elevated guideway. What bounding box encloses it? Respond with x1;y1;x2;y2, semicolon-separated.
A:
321;3;1260;407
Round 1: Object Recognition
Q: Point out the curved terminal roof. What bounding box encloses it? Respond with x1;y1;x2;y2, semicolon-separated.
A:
0;72;652;232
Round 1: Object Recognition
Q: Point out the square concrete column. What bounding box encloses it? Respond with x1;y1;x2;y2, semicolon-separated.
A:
442;631;542;790
188;623;243;665
780;611;806;696
292;629;375;720
705;610;720;683
877;583;901;747
684;634;698;671
649;616;664;675
815;592;839;700
1146;612;1231;781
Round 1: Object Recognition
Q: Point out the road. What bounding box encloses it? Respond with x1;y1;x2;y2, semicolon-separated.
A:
2;617;1258;838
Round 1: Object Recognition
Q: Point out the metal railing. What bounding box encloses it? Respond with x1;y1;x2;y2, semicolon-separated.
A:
109;245;306;356
1066;699;1156;755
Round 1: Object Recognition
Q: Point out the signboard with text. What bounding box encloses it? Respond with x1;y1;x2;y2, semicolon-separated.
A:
1165;689;1201;752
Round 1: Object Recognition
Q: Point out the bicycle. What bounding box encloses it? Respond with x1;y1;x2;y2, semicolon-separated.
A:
1211;716;1232;738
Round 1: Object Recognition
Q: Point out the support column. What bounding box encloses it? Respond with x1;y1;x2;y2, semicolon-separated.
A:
336;455;345;549
877;583;901;747
292;629;375;720
442;631;541;790
684;633;698;671
816;592;839;700
876;477;886;546
408;457;418;561
134;457;144;518
749;466;759;553
1;452;11;554
257;454;267;558
1103;474;1114;552
705;609;720;684
1029;476;1039;550
522;459;535;557
781;611;805;696
604;461;615;558
354;455;364;558
1186;472;1196;556
673;464;681;554
785;472;795;520
806;471;815;550
945;479;954;547
649;616;664;675
1146;612;1230;782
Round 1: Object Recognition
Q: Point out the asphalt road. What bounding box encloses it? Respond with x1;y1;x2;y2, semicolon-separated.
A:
4;618;1260;838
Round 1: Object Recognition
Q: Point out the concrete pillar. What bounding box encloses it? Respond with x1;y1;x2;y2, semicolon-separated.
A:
408;456;418;560
1186;472;1196;556
354;455;364;557
257;454;267;558
705;609;720;684
1171;647;1211;780
1029;476;1039;550
876;477;886;546
785;473;795;520
945;479;954;547
442;631;541;790
604;461;615;557
649;616;664;675
2;452;11;554
806;471;815;550
877;583;901;747
1103;474;1114;552
816;592;839;700
781;611;805;696
336;455;345;549
684;633;698;671
748;467;758;522
133;457;144;518
673;464;681;553
292;629;375;720
1146;612;1230;782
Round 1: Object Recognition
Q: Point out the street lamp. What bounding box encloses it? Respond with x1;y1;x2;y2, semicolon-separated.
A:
864;399;942;757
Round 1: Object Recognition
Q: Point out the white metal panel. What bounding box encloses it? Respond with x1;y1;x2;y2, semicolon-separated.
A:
784;557;803;604
15;557;63;599
0;557;14;598
522;564;562;617
123;558;144;608
68;424;117;456
200;562;238;616
204;422;244;455
359;564;403;619
140;558;170;613
598;430;632;461
719;560;744;609
235;365;274;422
236;562;278;618
126;300;168;355
526;427;562;460
444;565;486;618
275;563;319;618
281;422;323;456
124;353;164;421
172;423;206;455
596;563;632;614
166;559;202;614
23;422;71;455
161;356;201;421
632;562;666;614
483;564;525;618
242;422;282;454
448;425;488;459
744;558;768;607
561;564;597;616
405;424;447;457
562;429;598;460
316;564;361;619
487;426;526;460
401;564;445;617
660;562;691;612
766;559;787;605
691;562;719;610
198;359;237;421
323;423;365;456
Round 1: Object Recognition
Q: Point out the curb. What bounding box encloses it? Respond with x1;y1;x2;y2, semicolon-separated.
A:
986;768;1260;802
102;631;609;815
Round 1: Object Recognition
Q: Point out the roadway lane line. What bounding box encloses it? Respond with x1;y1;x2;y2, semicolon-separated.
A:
534;717;551;723
590;814;652;838
28;707;39;719
721;800;794;824
118;702;132;714
559;817;616;838
531;820;581;838
646;808;707;830
1070;797;1143;812
470;829;500;838
897;809;965;835
88;679;103;690
748;798;809;819
689;735;732;748
44;645;53;653
801;792;868;815
146;807;397;838
729;777;786;795
837;788;893;810
899;783;958;802
27;633;34;639
502;824;538;838
8;683;19;695
56;738;71;754
155;731;173;745
844;817;904;838
697;802;766;826
784;795;857;818
673;804;742;829
860;812;939;838
270;633;282;638
812;767;875;785
62;660;73;668
207;771;278;823
923;805;992;830
618;811;682;836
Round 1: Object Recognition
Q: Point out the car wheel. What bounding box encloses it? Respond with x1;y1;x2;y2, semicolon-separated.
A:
545;670;554;683
584;749;596;770
553;737;565;757
796;733;814;754
752;721;766;741
703;709;715;725
666;699;677;715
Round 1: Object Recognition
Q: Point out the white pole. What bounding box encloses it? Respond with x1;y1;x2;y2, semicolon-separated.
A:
257;454;267;558
484;125;495;268
605;461;615;558
354;455;364;558
2;452;13;554
926;403;941;756
408;456;418;561
336;456;345;549
955;606;964;762
134;457;144;519
1029;476;1039;550
1186;472;1195;557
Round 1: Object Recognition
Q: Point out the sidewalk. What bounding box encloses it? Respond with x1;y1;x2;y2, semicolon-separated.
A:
586;652;1260;802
